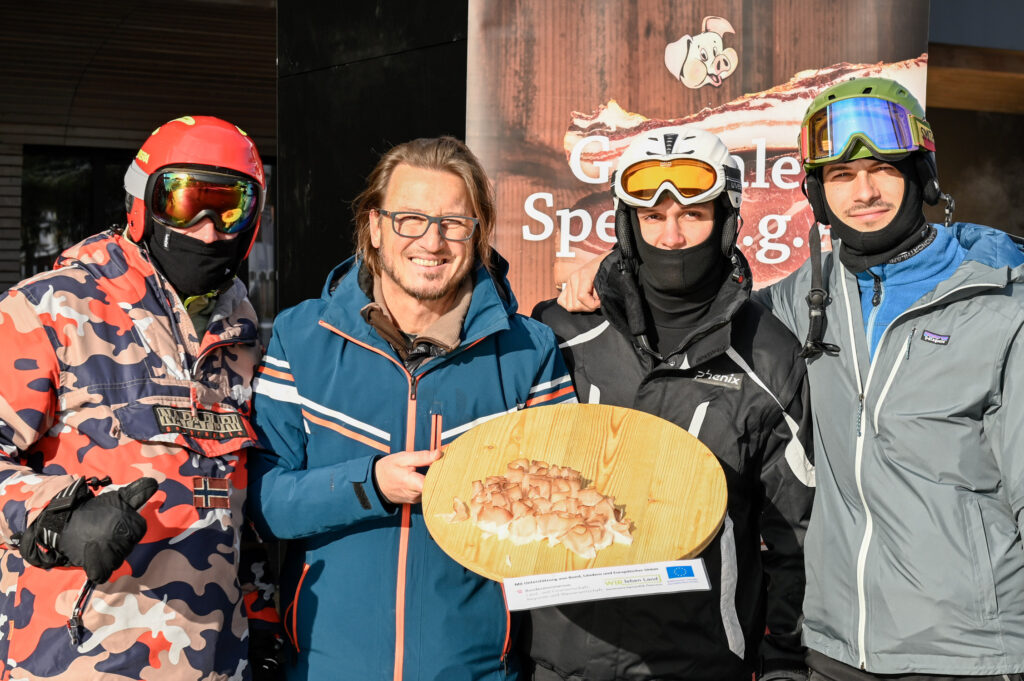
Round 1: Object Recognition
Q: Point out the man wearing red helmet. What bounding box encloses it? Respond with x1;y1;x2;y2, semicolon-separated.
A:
0;116;280;680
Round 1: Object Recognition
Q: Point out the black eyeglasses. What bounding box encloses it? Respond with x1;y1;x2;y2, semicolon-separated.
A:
377;209;478;242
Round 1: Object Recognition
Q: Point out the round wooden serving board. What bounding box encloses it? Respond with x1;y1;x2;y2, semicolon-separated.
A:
422;403;727;582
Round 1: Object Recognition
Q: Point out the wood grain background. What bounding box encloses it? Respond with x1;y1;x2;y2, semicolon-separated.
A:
466;0;930;313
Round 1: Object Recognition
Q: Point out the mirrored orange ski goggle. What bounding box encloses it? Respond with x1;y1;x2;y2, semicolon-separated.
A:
616;158;722;207
149;168;261;234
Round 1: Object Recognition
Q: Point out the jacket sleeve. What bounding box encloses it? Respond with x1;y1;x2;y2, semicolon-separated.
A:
989;320;1024;537
753;281;802;339
239;518;281;627
247;317;395;541
519;317;578;410
0;287;81;545
757;358;815;675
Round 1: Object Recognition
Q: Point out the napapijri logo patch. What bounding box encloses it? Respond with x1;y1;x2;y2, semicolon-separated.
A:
921;330;950;346
693;369;743;390
154;406;246;439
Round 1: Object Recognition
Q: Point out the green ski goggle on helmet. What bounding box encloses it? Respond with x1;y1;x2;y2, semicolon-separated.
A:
800;96;935;169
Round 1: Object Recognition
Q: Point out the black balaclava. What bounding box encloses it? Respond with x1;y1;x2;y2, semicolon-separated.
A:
630;204;729;350
824;156;932;273
146;222;249;297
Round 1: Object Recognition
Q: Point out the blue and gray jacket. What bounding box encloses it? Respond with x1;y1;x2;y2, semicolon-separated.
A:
763;223;1024;675
248;255;576;681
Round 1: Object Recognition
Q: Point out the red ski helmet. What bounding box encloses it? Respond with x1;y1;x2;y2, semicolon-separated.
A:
124;116;266;258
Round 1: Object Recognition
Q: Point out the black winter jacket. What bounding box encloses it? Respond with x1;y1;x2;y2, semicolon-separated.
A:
527;249;815;681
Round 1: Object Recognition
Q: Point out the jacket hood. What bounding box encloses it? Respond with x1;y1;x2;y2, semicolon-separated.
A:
949;222;1024;270
53;229;147;279
49;228;254;342
595;245;752;360
318;251;518;352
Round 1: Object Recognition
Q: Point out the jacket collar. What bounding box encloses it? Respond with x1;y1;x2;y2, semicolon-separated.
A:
319;253;517;358
52;229;259;350
595;246;751;364
834;222;1024;313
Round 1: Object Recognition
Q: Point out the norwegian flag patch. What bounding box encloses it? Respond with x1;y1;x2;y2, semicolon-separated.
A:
192;477;231;509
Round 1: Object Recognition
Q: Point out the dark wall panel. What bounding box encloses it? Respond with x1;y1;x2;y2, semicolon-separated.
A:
922;107;1024;236
279;2;468;76
276;1;469;308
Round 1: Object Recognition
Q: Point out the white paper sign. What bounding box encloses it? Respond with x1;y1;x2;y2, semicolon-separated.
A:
503;559;709;611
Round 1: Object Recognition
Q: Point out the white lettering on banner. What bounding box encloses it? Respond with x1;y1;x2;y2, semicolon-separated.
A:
751;137;769;188
523;135;809;263
555;207;617;257
569;135;613;184
524;192;617;256
595;210;616;242
755;214;792;265
523;192;555;240
771;156;802;189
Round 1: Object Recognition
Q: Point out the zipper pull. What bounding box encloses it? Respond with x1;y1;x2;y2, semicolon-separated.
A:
66;579;94;647
906;327;916;360
869;271;882;307
85;476;112;490
66;616;82;646
857;393;864;436
190;383;198;417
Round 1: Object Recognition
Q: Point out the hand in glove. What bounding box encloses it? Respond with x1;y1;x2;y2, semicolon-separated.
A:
19;477;158;583
250;627;288;681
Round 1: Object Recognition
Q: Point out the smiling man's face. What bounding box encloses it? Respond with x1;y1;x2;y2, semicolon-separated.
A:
370;163;476;308
822;157;906;232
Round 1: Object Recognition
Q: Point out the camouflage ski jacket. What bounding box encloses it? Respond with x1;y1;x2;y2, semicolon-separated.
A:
0;230;272;680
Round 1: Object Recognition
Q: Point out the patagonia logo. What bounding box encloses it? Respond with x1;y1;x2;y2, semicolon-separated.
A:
693;369;742;390
192;477;230;509
921;330;950;346
153;406;246;440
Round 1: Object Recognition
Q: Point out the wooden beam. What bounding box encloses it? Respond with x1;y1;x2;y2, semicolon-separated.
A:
927;43;1024;114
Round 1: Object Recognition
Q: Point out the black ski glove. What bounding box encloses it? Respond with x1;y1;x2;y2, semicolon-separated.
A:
250;627;287;681
18;477;158;583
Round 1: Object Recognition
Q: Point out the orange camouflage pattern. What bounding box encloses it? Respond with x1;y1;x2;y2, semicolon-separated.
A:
0;230;274;680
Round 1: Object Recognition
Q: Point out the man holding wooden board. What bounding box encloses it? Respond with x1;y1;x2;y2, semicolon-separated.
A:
247;136;577;681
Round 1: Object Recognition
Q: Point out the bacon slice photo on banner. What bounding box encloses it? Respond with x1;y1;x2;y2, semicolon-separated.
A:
558;55;927;290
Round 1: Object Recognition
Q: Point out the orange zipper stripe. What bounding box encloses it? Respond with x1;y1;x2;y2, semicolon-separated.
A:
430;413;442;450
319;318;416;681
285;563;311;653
394;378;419;681
318;318;494;681
319;320;410;368
301;409;391;453
500;582;512;661
525;384;576;407
257;365;294;381
393;502;411;681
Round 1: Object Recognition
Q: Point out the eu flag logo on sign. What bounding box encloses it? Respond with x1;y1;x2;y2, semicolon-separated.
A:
666;565;695;579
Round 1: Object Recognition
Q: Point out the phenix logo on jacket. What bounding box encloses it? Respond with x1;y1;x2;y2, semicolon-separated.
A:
0;230;276;680
248;254;577;681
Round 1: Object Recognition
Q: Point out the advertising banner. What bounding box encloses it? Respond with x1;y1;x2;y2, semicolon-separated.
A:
467;0;930;313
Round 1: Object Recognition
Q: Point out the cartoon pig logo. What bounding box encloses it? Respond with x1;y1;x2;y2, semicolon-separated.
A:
665;16;738;89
